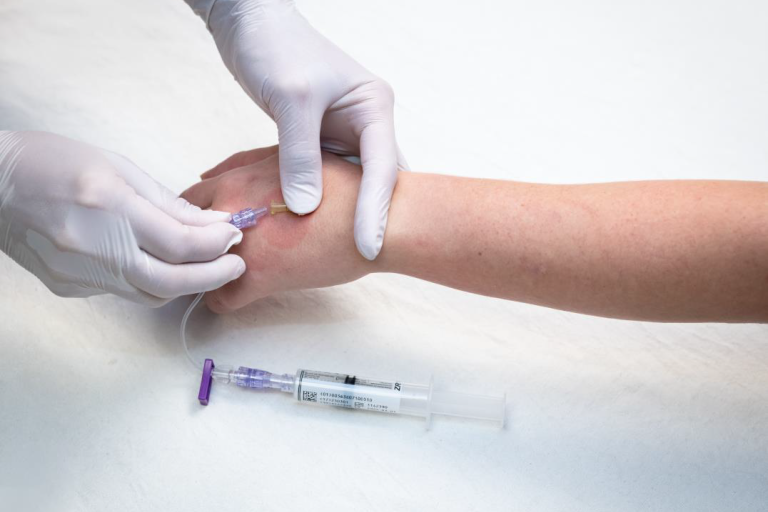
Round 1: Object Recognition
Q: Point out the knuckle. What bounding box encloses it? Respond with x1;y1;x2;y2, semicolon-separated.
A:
76;170;123;209
173;195;191;210
148;271;177;299
215;151;248;173
270;73;312;102
222;152;247;171
173;196;199;217
206;291;231;313
218;172;246;191
174;225;201;261
353;79;395;110
51;226;81;253
215;174;250;206
124;250;150;281
373;79;395;103
123;255;140;279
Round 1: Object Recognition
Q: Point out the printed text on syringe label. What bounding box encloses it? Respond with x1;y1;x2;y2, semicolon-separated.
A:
296;369;401;414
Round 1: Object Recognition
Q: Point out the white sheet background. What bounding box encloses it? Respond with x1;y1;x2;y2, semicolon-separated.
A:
1;1;767;511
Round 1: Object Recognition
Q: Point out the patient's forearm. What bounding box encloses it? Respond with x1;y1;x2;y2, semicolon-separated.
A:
183;149;767;321
378;174;768;322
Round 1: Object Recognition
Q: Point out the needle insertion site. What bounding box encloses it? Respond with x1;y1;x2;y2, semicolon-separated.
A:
269;201;291;215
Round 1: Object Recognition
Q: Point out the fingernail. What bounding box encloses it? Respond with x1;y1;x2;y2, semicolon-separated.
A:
225;230;244;251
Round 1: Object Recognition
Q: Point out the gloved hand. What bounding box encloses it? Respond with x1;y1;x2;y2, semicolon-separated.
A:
0;131;246;306
185;0;407;260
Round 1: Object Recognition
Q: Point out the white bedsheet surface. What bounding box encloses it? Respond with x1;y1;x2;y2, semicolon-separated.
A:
1;1;766;511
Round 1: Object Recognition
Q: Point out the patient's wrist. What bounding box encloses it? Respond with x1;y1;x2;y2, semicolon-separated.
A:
374;171;428;276
373;171;474;285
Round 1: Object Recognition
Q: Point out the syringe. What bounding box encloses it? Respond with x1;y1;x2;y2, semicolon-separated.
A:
183;205;506;428
197;360;506;428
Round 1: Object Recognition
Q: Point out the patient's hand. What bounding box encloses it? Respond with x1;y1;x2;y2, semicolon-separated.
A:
181;147;374;313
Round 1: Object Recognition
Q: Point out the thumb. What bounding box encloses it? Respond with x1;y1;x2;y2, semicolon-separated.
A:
355;121;399;260
276;112;324;215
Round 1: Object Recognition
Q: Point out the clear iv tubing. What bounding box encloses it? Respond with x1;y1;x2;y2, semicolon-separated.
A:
181;291;206;370
181;205;268;369
179;208;506;428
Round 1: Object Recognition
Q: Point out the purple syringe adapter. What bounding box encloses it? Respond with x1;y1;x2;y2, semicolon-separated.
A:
198;359;215;405
198;359;295;406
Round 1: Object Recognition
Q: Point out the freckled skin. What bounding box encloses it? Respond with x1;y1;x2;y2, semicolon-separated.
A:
184;147;768;322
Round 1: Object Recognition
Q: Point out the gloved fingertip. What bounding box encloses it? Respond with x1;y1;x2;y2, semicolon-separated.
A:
354;191;390;260
206;210;233;223
225;230;244;252
234;258;247;279
355;227;384;261
283;186;322;215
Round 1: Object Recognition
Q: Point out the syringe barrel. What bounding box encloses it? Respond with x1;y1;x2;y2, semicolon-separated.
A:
199;361;504;427
399;382;506;428
293;369;505;428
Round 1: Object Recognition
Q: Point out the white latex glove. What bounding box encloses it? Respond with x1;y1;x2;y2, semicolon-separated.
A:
0;131;246;307
185;0;407;260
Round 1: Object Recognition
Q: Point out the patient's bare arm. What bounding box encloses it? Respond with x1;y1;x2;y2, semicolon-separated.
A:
182;147;768;322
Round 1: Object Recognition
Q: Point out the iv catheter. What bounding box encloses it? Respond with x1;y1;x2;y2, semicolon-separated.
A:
180;206;506;428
